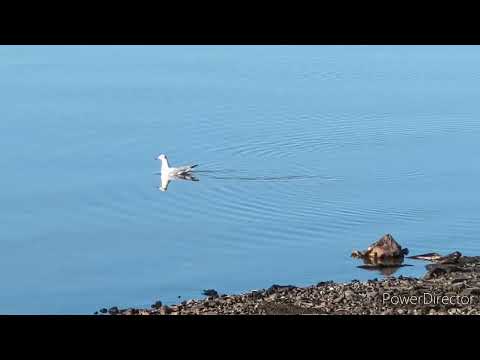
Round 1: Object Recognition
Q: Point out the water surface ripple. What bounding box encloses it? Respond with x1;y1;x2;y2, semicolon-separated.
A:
1;45;480;313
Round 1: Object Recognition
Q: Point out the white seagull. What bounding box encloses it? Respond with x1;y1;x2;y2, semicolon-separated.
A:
156;154;198;176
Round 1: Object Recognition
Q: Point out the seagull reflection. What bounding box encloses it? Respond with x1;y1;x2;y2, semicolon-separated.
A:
158;171;199;192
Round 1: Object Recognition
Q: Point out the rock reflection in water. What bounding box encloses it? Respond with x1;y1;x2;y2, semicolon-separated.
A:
356;256;412;276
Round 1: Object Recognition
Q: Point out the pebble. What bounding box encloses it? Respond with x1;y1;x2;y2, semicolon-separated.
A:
333;295;344;303
202;289;219;298
108;306;119;315
159;306;172;315
151;300;162;309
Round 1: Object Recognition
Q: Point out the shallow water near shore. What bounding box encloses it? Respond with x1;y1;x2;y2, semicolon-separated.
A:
1;46;480;314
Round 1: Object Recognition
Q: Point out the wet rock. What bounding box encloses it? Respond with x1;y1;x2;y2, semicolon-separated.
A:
265;284;296;295
424;264;466;279
460;288;480;296
451;277;469;284
159;306;172;315
249;291;262;299
352;234;408;260
450;282;465;290
108;306;119;315
202;289;219;298
409;251;462;264
151;300;163;309
357;256;411;276
408;253;443;261
99;308;108;314
437;251;462;264
334;295;344;304
204;300;216;308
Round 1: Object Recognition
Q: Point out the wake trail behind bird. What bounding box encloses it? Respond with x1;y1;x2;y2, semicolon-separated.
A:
155;168;341;182
198;171;340;182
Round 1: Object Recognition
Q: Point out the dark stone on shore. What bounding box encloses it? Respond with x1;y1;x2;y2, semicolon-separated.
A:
249;291;262;299
409;251;462;265
437;251;462;264
151;300;163;309
204;300;216;308
424;264;466;279
202;289;219;298
94;311;98;315
122;308;138;315
461;288;480;296
99;308;108;314
159;305;172;315
265;284;296;295
408;252;443;261
108;306;119;315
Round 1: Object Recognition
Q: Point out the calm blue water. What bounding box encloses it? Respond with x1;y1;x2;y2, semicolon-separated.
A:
1;46;480;314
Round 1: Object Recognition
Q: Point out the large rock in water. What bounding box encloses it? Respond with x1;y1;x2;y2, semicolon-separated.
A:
351;234;408;259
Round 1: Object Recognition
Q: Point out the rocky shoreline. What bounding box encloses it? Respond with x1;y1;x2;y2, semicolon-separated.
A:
97;254;480;315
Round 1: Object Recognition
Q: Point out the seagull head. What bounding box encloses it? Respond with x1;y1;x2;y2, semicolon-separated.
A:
156;154;167;161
